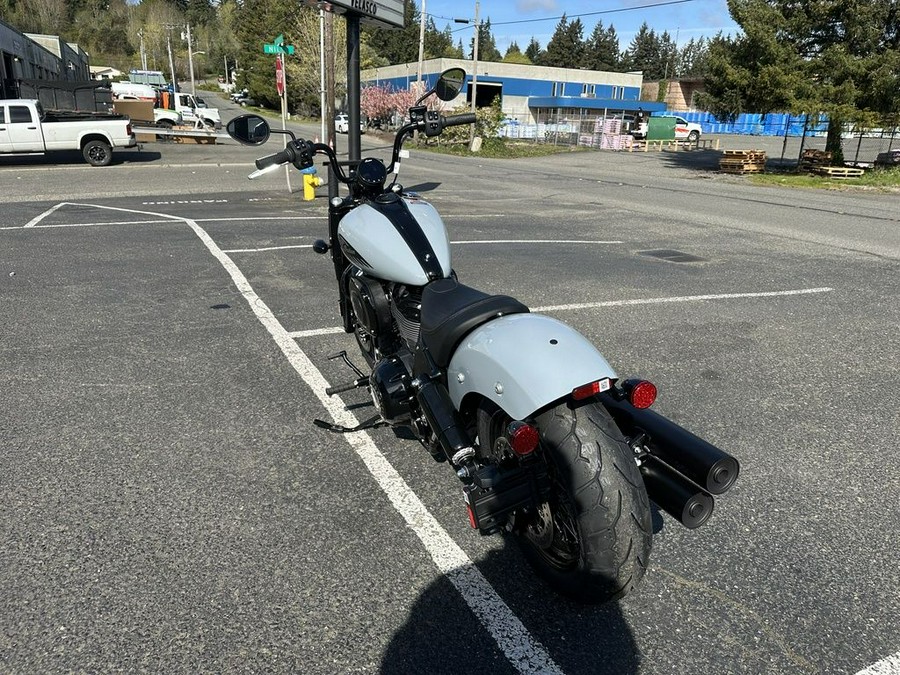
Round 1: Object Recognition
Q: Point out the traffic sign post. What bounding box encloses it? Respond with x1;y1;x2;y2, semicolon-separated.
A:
275;56;284;96
259;35;296;193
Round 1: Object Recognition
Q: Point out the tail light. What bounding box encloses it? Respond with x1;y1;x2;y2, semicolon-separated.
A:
624;379;657;409
571;378;611;401
126;123;132;135
507;421;540;456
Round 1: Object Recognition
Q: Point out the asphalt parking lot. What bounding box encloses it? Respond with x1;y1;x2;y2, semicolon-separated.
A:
1;114;899;674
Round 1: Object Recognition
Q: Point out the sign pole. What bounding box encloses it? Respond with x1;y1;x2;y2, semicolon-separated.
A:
279;52;291;193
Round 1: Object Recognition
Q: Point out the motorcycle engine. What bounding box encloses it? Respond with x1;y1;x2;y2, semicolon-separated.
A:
370;355;413;424
348;270;396;361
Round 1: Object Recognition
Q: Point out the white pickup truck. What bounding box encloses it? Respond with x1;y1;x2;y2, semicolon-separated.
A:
0;99;136;166
631;115;703;142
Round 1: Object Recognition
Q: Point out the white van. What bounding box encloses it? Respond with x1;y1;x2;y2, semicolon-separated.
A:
110;81;157;102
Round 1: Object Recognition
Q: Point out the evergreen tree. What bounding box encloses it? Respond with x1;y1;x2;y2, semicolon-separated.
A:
471;18;502;62
524;37;543;64
698;0;900;161
582;20;620;71
364;0;419;64
622;22;665;79
678;37;711;77
502;41;531;64
543;14;585;68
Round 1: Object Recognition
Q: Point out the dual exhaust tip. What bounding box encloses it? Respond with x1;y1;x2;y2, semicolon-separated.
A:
601;393;741;529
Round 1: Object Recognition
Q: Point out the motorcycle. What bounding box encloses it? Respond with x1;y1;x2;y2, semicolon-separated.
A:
226;68;740;604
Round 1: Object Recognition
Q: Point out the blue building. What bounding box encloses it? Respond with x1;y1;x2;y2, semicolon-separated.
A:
362;57;666;126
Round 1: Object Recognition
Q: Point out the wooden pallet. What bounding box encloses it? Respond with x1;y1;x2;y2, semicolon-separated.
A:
720;150;766;174
800;149;833;171
720;164;766;174
813;166;864;179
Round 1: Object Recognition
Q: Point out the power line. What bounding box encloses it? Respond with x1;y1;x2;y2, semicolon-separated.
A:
430;0;700;28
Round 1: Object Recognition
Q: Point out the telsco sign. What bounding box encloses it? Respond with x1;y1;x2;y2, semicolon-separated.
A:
326;0;405;29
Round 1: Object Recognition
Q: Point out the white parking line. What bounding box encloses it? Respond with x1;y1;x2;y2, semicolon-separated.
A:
38;202;563;675
285;288;835;339
856;652;900;675
24;202;69;228
223;239;624;254
535;287;834;312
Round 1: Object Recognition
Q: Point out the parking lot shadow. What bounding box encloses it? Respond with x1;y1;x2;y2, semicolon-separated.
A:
380;544;641;674
0;148;161;167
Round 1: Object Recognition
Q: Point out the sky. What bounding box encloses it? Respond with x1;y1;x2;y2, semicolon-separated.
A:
418;0;742;54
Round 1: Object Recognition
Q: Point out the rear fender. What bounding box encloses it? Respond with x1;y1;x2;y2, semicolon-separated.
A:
447;314;617;421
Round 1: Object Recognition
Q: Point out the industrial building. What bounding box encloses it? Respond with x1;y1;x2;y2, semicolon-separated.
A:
0;18;92;100
363;57;666;125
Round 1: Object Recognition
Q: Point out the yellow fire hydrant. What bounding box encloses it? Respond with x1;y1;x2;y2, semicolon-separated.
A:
300;166;323;201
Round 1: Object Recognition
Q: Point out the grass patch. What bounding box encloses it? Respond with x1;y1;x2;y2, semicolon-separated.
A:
413;137;589;159
750;166;900;190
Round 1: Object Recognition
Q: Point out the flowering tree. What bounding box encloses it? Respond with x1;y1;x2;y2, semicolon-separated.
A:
361;85;434;128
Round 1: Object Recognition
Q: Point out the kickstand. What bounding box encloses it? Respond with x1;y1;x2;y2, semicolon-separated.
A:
313;414;387;434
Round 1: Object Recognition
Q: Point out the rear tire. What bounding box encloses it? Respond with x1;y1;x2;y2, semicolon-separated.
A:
478;400;652;604
688;130;700;142
82;140;112;167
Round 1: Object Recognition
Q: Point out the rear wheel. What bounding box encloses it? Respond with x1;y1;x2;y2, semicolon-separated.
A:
477;400;652;604
687;130;700;142
82;140;112;167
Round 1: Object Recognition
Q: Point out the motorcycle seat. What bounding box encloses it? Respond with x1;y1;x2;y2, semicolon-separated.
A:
419;278;529;368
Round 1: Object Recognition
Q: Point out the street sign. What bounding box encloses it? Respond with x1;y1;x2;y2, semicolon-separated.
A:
324;0;405;29
264;43;295;55
275;57;284;96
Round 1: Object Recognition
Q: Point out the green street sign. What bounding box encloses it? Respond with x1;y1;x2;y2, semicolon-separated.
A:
263;43;294;55
274;34;284;46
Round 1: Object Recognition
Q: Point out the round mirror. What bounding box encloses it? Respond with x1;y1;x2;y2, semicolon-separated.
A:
227;115;270;146
435;68;466;101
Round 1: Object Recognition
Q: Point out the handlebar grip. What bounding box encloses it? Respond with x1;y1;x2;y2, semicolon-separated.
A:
443;113;477;128
255;147;293;171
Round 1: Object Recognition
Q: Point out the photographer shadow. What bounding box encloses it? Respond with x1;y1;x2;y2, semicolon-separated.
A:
380;539;649;675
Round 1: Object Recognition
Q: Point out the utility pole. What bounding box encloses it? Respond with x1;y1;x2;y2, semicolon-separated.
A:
165;28;177;92
319;3;326;143
325;10;335;149
471;0;479;122
185;23;196;96
416;0;426;97
138;29;147;71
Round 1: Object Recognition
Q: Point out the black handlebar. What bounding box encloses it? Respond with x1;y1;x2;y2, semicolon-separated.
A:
442;113;477;128
255;147;294;171
253;112;476;185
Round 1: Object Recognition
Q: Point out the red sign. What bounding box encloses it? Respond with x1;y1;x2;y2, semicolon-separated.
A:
275;56;284;96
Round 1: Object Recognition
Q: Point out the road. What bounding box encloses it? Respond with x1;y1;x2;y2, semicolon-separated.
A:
1;103;899;674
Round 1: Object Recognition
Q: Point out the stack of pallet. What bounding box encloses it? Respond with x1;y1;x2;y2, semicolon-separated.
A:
799;148;832;172
719;150;767;174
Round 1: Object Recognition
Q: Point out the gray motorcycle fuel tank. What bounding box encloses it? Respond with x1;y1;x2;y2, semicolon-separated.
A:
338;193;452;286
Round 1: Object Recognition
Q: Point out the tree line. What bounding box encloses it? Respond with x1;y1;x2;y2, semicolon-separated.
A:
3;0;897;159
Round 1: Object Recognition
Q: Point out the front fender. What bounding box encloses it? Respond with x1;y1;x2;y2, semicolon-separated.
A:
447;314;617;420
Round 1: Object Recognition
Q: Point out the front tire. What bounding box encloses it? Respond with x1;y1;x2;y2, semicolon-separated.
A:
687;130;700;142
478;400;652;604
82;140;112;167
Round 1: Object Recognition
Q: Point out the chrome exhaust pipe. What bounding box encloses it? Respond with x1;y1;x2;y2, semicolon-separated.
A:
601;395;740;495
639;456;714;529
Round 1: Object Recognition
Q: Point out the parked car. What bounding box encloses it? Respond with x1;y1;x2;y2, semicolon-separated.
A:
335;113;365;134
0;98;136;166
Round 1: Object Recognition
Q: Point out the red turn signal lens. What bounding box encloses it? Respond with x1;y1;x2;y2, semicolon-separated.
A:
571;378;612;401
466;503;477;529
507;421;540;456
626;379;657;409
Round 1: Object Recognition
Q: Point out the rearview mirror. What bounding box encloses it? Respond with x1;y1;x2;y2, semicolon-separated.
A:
434;68;466;101
227;114;270;146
